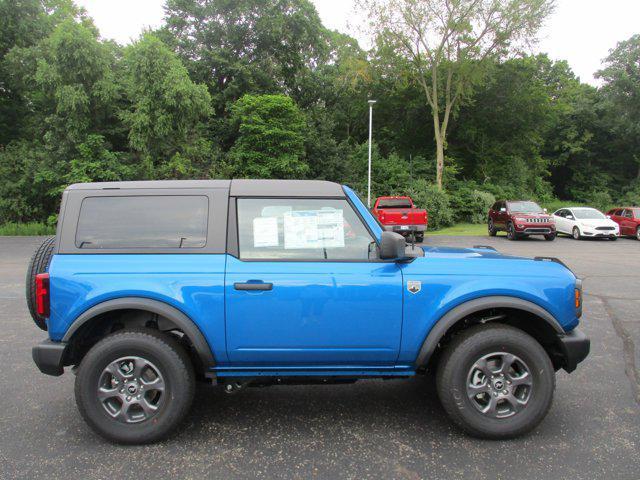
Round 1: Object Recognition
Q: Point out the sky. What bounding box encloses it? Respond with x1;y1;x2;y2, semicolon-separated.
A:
75;0;640;85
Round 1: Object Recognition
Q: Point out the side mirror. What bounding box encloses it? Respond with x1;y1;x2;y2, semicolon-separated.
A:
567;215;574;220
379;232;407;260
500;207;506;212
543;208;548;213
606;215;611;219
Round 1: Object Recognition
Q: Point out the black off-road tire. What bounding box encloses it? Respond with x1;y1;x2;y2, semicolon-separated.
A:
544;232;556;241
75;328;195;445
25;236;56;329
488;219;497;237
436;324;555;439
506;222;518;241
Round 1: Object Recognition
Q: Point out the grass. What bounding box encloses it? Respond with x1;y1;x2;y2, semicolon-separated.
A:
0;222;55;236
427;223;488;236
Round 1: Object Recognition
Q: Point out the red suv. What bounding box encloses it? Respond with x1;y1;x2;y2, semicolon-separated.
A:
606;207;640;240
488;200;556;241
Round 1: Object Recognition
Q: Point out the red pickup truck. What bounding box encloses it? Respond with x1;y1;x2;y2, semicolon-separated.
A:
372;196;428;242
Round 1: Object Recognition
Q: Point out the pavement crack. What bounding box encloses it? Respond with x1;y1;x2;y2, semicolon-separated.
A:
592;294;640;405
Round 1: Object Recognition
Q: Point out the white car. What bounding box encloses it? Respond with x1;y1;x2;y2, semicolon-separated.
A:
553;207;619;240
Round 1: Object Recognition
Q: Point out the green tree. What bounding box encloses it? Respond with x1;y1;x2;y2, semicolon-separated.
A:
119;34;213;179
229;94;308;178
357;0;554;189
596;34;640;180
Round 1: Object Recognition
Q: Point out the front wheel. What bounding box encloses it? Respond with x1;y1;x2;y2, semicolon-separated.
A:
636;226;640;241
506;222;518;241
75;329;195;444
488;219;497;237
414;233;424;243
544;232;556;241
436;324;555;439
572;227;581;240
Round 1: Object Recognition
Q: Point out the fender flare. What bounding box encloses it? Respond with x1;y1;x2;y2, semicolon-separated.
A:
414;296;564;368
62;297;215;368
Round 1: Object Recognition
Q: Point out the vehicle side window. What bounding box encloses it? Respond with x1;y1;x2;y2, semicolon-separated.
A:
614;209;623;216
556;210;566;217
623;210;633;219
75;196;208;249
237;198;376;260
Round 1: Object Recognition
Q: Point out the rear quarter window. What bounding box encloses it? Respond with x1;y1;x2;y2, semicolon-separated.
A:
75;195;209;249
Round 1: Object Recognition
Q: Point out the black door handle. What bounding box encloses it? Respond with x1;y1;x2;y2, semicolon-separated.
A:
234;282;273;291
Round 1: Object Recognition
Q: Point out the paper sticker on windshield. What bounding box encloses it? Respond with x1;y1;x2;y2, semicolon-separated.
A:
407;280;421;294
253;217;279;247
283;209;344;249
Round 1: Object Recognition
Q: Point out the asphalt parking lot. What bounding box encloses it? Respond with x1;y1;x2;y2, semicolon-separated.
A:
0;234;638;479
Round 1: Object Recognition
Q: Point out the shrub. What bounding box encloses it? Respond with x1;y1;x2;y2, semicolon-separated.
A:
405;179;454;230
582;190;613;213
449;184;496;223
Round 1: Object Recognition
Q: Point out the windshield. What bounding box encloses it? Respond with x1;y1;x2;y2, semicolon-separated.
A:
633;209;640;218
377;198;412;208
573;208;605;220
507;201;543;214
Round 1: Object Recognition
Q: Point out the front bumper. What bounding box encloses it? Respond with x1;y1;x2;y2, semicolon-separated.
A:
558;328;590;373
514;224;555;235
580;228;618;238
383;224;426;234
32;339;68;376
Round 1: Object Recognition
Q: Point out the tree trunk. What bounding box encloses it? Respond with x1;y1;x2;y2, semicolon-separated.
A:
433;112;444;189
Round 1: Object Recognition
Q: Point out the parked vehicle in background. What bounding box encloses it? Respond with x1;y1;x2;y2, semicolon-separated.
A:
606;207;640;240
372;196;427;243
553;207;619;240
29;180;588;444
488;201;556;241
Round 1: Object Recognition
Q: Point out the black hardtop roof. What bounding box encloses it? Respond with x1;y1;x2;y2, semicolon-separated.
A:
66;179;346;197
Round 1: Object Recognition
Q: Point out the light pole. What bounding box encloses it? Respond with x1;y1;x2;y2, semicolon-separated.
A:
367;99;376;208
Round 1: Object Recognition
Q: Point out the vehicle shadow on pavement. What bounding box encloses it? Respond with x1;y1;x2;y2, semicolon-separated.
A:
180;375;453;439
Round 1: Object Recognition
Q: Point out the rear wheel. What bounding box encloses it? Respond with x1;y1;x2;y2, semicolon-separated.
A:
415;233;424;243
25;236;56;330
75;329;195;444
488;219;497;237
436;324;555;439
572;227;581;240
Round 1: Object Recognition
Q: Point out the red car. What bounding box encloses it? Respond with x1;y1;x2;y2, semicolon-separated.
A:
606;207;640;240
372;196;427;242
488;200;556;241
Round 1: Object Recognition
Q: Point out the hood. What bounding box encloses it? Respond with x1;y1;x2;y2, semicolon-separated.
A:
420;245;526;260
511;212;551;219
576;218;617;228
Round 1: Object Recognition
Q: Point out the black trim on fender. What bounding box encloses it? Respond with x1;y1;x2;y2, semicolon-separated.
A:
61;297;215;368
415;296;565;368
32;339;68;376
558;328;590;373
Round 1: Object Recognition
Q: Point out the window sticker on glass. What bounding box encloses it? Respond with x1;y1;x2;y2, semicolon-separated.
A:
283;210;345;249
253;217;279;247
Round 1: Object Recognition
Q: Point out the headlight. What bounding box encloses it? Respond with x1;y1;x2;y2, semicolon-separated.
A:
515;217;526;222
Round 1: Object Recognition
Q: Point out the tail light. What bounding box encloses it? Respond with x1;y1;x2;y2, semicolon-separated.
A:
35;273;50;317
574;279;583;318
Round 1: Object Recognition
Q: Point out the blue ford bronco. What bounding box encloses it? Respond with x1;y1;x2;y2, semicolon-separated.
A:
28;180;589;444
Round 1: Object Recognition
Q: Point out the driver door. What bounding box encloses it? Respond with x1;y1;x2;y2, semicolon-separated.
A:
224;197;403;365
